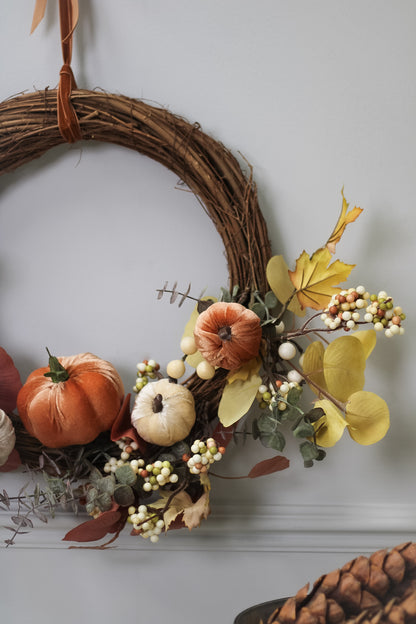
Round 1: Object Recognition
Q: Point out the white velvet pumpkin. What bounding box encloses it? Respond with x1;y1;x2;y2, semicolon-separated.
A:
131;379;196;446
0;409;16;466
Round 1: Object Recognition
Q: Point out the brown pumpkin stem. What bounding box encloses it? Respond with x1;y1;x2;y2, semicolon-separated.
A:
152;394;164;413
43;347;70;383
218;326;233;341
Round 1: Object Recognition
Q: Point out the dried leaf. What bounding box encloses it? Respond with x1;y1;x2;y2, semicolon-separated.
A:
326;190;363;254
63;509;122;543
247;455;290;478
289;247;354;311
182;492;210;530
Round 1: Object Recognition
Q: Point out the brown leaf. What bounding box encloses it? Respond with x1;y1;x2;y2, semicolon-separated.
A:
0;449;21;472
110;393;148;454
63;508;123;543
247;455;290;479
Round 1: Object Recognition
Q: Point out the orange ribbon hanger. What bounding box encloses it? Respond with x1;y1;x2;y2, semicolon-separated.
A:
31;0;81;143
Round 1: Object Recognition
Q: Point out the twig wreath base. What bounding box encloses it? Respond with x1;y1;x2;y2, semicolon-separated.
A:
0;88;271;470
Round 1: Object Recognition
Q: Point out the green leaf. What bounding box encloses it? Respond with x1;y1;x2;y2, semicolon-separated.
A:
96;492;113;511
299;440;320;461
250;302;266;320
259;430;286;452
257;413;278;434
264;291;278;310
292;420;315;439
286;386;302;406
113;484;135;507
115;464;137;486
220;287;232;302
97;475;116;494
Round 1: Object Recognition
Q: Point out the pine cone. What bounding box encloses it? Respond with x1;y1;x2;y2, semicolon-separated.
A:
267;543;416;624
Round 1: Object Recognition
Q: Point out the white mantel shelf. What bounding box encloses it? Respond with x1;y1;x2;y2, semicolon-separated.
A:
2;502;415;553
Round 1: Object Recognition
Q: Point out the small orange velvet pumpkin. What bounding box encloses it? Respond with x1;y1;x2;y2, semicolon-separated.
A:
193;302;262;370
17;351;125;448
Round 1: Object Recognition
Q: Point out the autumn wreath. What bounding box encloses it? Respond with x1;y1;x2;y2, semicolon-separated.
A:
0;1;406;546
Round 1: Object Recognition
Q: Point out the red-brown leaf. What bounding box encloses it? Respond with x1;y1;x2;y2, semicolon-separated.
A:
0;347;22;413
248;455;290;478
0;448;22;472
63;509;123;543
110;393;148;453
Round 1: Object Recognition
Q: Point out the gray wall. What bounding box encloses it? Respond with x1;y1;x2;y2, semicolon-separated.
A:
1;2;415;623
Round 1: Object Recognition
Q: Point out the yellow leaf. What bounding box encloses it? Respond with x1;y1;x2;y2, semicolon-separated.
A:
181;297;217;368
326;189;363;254
182;492;210;530
346;391;390;445
352;329;377;360
266;255;305;317
289;247;355;311
301;341;327;396
227;357;261;384
218;366;262;427
323;335;366;402
313;399;347;447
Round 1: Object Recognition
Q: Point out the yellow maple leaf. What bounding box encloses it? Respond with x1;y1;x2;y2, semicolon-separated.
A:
266;255;305;317
288;247;354;310
326;190;363;254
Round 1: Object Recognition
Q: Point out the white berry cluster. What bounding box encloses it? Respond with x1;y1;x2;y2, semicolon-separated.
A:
133;359;160;393
103;437;140;473
128;504;165;543
363;291;405;337
183;438;225;475
137;460;179;492
257;369;303;413
321;286;368;330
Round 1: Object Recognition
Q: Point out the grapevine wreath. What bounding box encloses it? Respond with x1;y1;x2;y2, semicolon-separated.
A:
0;2;407;552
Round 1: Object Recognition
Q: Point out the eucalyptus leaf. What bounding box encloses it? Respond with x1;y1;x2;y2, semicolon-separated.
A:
250;302;266;320
114;484;135;507
96;492;113;511
259;430;286;452
299;440;320;461
257;413;278;434
287;387;302;406
220;287;232;302
97;475;116;493
292;420;315;439
115;464;137;486
264;291;278;310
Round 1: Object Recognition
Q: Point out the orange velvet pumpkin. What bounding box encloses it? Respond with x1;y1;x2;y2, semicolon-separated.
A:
17;352;125;448
193;302;262;370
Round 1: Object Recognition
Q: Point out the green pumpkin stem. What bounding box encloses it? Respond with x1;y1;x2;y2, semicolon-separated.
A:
44;347;70;383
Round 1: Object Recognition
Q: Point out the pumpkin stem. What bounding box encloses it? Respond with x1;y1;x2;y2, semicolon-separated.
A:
43;347;70;383
152;394;164;413
218;326;232;341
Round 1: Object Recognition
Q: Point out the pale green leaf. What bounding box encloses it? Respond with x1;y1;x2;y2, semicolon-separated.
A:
218;369;262;427
313;399;347;447
323;335;366;402
346;391;390;445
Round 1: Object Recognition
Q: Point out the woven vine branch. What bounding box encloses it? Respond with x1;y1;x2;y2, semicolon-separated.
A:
0;88;272;468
